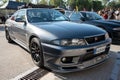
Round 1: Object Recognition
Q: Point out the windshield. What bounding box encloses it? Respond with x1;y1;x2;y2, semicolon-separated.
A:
65;11;72;17
27;9;68;23
69;12;83;21
81;12;103;20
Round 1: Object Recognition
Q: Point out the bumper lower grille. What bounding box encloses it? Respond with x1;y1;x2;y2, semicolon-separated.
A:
112;32;120;38
85;35;105;44
80;46;110;63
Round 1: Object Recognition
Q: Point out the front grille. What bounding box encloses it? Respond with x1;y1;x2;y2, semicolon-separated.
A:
85;35;105;44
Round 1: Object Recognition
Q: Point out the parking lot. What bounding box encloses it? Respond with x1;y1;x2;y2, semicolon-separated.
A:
0;24;120;80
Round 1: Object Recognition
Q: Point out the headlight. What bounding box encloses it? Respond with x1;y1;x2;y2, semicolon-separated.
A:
113;28;120;30
52;39;86;46
105;33;109;39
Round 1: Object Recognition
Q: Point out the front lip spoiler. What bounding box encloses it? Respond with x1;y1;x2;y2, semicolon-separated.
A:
49;55;109;73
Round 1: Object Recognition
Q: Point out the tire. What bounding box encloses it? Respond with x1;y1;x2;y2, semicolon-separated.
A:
5;30;13;43
29;38;44;68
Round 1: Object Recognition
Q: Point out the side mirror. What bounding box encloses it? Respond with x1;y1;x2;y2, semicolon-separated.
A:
15;18;25;22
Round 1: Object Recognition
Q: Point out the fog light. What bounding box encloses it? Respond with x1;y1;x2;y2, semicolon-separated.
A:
61;57;66;62
61;57;73;63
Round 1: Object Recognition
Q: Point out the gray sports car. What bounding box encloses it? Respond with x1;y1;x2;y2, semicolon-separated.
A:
5;8;111;73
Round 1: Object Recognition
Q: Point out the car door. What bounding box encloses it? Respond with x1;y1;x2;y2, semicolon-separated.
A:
13;10;27;46
7;12;19;40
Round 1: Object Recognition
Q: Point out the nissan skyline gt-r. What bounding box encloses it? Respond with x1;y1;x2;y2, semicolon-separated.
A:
68;11;120;42
5;8;111;73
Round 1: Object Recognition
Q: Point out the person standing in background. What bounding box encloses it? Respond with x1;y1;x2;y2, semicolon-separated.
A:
108;8;115;19
115;8;120;20
102;11;108;20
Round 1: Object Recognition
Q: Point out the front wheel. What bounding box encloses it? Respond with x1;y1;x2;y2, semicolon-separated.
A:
29;38;44;68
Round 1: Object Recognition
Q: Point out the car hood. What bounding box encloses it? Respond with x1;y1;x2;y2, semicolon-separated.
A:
31;21;106;39
91;20;120;27
107;20;120;24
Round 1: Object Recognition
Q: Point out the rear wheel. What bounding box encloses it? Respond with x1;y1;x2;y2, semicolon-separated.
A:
30;38;44;68
5;30;13;43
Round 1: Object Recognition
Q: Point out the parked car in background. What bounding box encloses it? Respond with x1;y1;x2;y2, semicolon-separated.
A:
68;11;120;42
5;8;111;73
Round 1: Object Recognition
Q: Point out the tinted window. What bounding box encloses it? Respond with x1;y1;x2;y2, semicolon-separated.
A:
11;10;26;21
81;12;103;20
65;11;72;17
16;10;26;21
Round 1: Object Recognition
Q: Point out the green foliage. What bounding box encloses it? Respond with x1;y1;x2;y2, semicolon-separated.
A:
67;0;76;9
92;1;103;11
22;0;30;3
45;0;66;8
3;0;8;3
102;0;108;6
118;0;120;3
49;0;55;5
54;0;65;8
12;0;120;11
107;1;116;8
67;0;103;11
0;0;8;6
107;1;120;9
115;3;120;8
40;0;47;4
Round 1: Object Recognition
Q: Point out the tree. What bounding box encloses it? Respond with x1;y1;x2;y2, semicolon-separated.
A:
67;0;76;10
49;0;55;5
16;0;20;2
107;1;120;9
102;0;109;6
92;1;103;11
54;0;65;8
0;0;8;6
40;0;47;4
15;0;31;3
68;0;92;11
107;1;116;8
118;0;120;3
22;0;30;3
3;0;7;3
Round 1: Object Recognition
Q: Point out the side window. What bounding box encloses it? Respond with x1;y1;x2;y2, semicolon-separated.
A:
86;14;93;20
16;10;26;22
70;12;82;21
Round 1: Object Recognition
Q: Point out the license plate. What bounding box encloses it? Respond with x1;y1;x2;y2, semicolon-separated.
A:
94;46;106;54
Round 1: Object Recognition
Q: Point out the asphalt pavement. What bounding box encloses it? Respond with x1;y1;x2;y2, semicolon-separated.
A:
0;24;120;80
0;25;36;80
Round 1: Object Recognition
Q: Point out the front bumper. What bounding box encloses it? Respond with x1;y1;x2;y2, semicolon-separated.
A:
42;38;111;73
